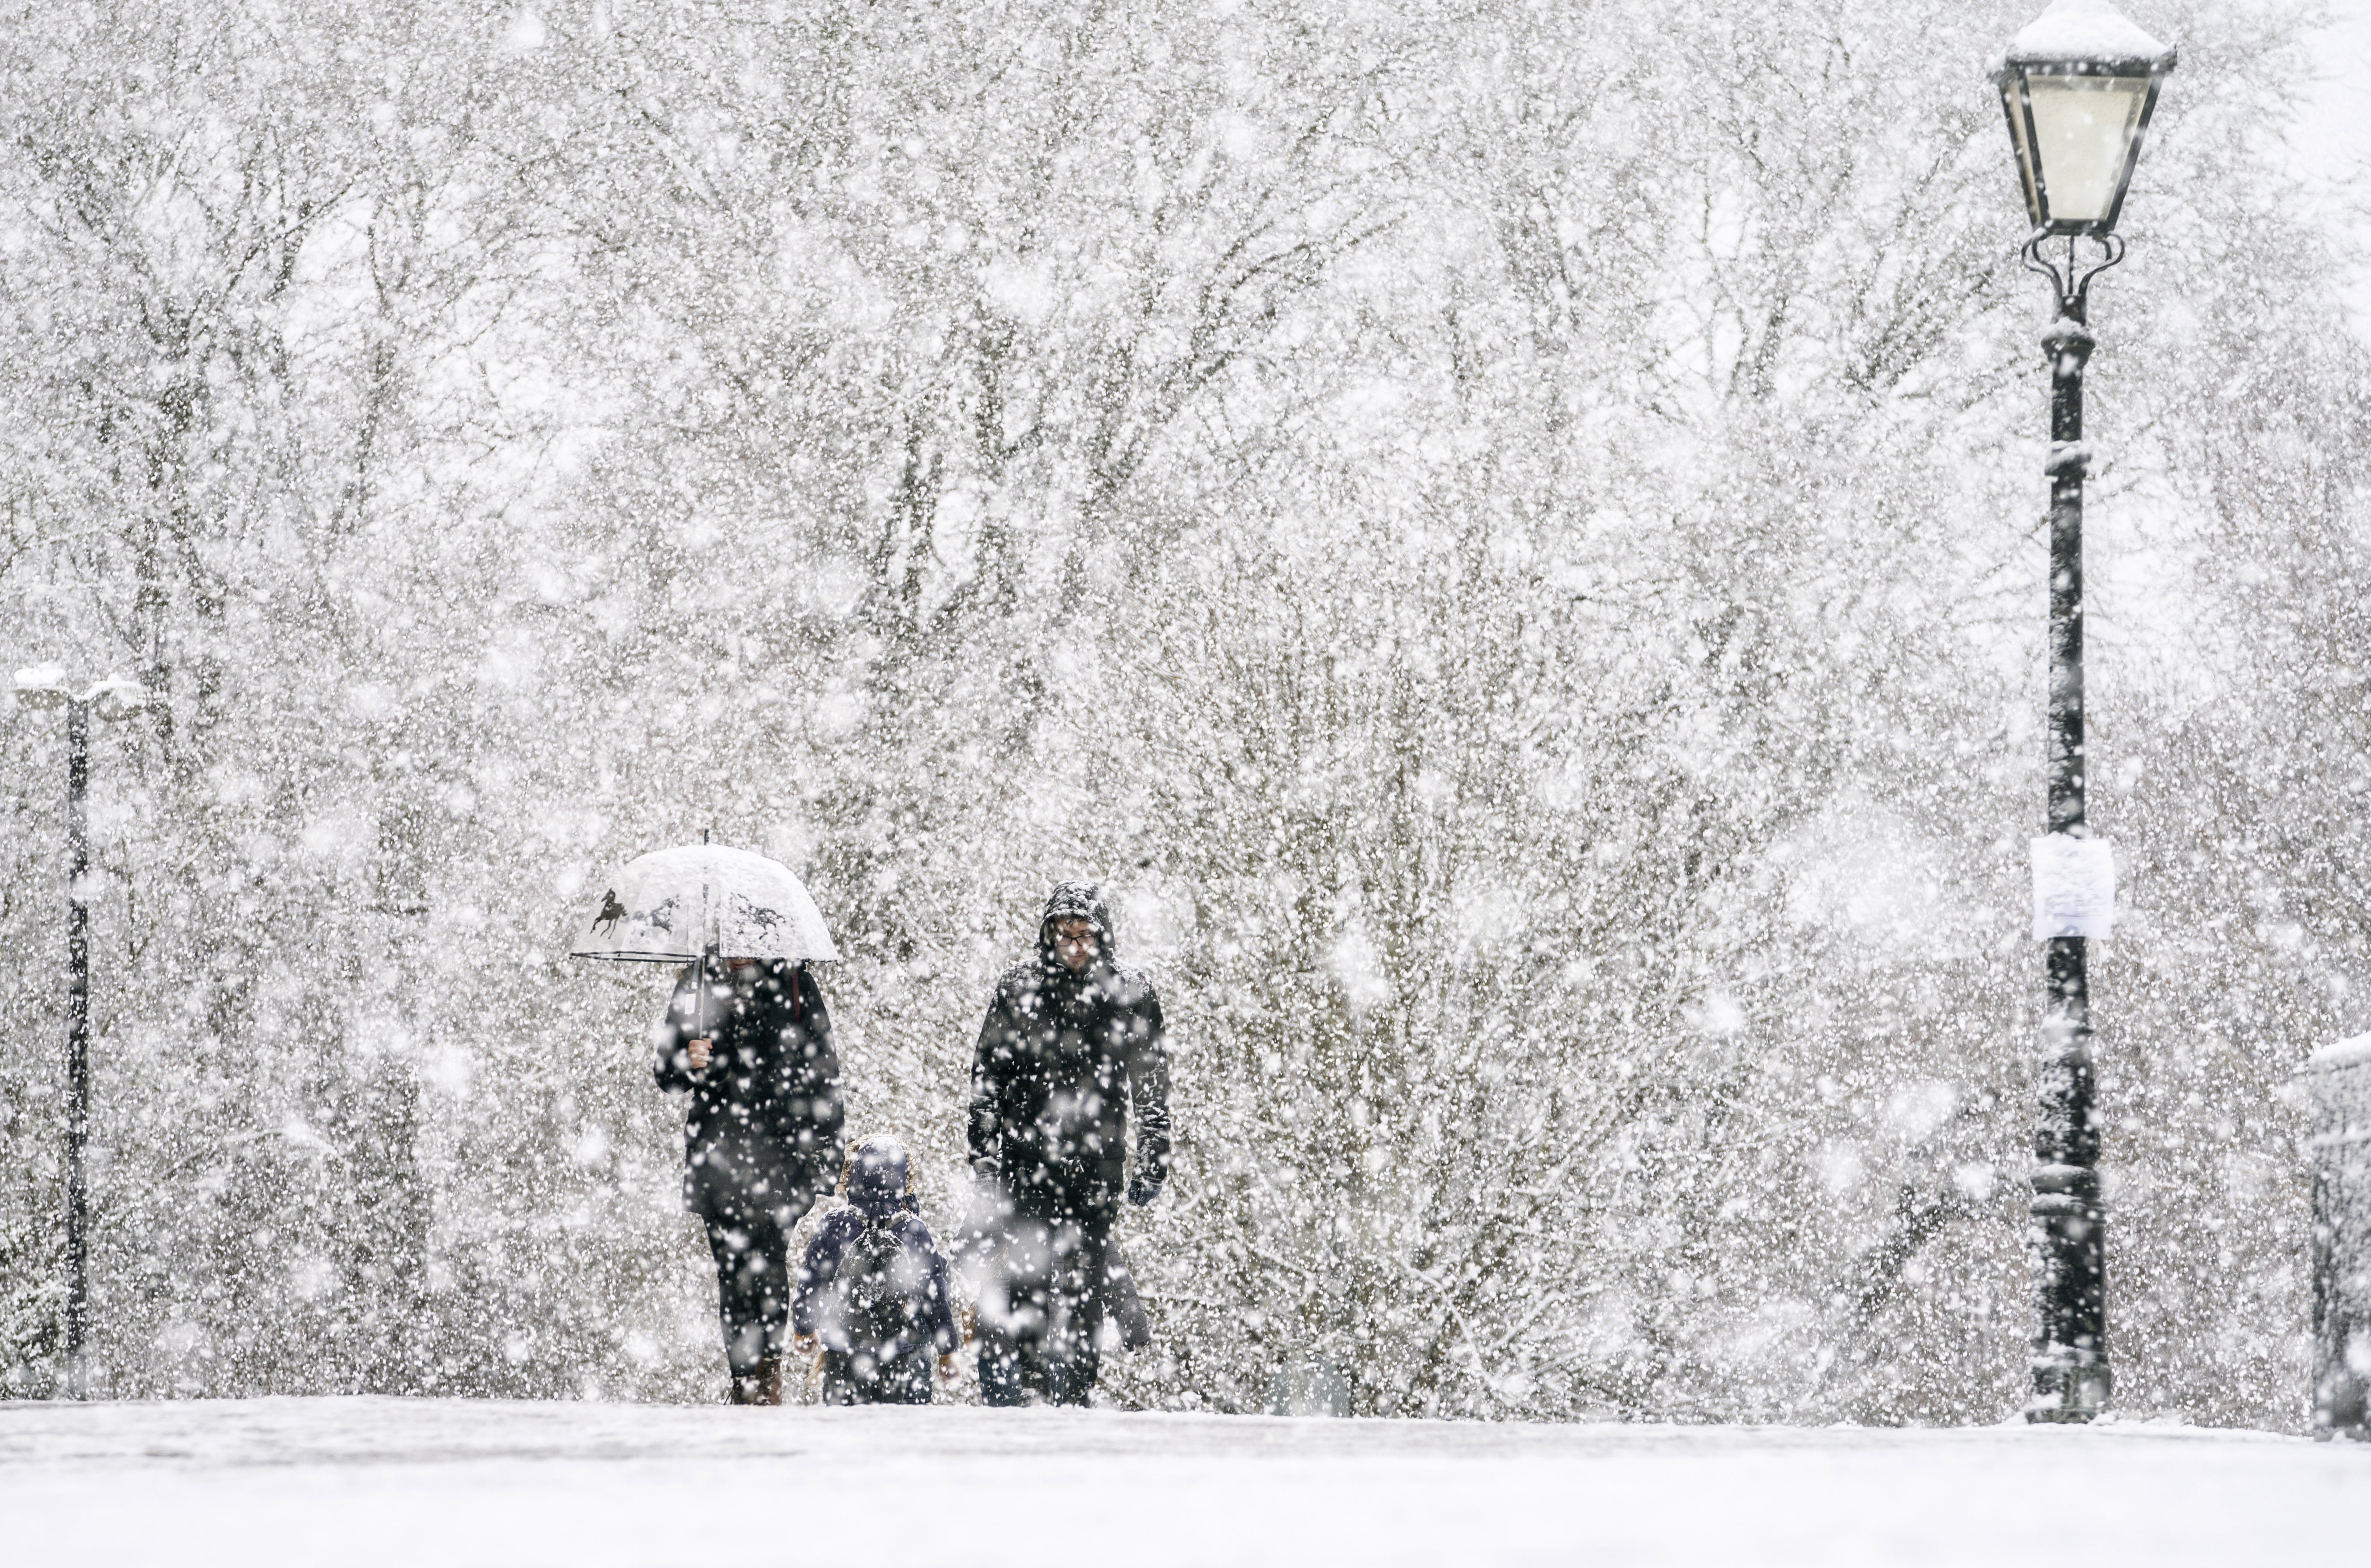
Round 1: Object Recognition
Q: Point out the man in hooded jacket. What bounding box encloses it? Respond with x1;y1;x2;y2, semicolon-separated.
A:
653;956;844;1403
966;881;1170;1406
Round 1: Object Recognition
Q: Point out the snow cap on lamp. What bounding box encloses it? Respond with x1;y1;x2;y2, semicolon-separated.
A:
2003;0;2174;69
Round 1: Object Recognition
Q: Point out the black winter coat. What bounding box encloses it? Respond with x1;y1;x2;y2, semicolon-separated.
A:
967;886;1170;1213
652;960;844;1218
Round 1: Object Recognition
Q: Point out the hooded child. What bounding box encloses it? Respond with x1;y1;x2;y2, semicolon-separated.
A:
793;1135;960;1405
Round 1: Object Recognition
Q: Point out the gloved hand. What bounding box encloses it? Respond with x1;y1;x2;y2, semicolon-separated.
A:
1127;1172;1162;1208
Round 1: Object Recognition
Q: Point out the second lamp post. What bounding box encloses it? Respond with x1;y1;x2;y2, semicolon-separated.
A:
12;665;148;1401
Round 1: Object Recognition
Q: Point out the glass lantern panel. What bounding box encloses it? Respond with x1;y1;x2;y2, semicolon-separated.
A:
2025;74;2149;224
2001;81;2043;227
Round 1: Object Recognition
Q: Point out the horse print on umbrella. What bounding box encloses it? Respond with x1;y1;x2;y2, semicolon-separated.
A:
732;895;786;940
588;891;679;941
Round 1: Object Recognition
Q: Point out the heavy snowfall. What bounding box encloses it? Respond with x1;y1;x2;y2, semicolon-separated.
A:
6;0;2371;1491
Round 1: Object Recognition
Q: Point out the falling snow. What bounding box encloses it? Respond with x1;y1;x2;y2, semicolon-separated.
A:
3;0;2370;1452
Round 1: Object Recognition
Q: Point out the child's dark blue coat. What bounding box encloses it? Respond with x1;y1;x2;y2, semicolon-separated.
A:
793;1137;958;1403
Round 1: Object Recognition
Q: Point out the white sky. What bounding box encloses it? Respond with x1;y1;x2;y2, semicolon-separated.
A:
2294;0;2371;329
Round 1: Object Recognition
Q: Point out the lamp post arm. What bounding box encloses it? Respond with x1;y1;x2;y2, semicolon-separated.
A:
2021;231;2126;326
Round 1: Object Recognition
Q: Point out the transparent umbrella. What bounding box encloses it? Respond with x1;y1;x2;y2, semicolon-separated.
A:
568;842;841;1035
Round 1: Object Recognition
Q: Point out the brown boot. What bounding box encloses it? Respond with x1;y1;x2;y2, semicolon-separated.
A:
728;1365;768;1405
757;1355;784;1406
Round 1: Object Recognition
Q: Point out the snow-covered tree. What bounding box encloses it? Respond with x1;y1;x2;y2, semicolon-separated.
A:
4;0;2365;1427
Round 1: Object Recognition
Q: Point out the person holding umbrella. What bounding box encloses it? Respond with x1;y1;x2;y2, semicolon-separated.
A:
572;841;847;1405
654;955;843;1404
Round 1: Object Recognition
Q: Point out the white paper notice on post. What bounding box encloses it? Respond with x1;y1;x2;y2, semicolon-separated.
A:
2031;835;2115;940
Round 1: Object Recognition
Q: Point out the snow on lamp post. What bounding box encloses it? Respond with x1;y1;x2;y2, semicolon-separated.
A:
12;665;148;1401
1993;0;2173;1425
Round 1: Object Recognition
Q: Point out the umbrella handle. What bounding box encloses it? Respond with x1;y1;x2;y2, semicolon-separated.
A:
697;870;711;1041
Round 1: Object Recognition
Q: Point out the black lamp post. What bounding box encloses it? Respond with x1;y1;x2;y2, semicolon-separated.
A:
12;665;147;1401
1992;0;2174;1425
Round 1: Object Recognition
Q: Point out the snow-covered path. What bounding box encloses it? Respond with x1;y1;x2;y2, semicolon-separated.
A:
2;1398;2363;1567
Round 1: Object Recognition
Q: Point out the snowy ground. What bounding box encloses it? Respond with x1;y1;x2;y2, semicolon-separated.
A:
3;1399;2365;1567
